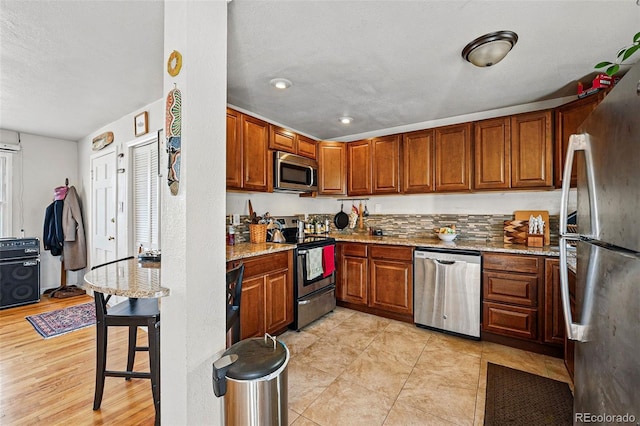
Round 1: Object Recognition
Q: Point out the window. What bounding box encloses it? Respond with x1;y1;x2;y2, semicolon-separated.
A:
132;139;159;251
0;152;13;237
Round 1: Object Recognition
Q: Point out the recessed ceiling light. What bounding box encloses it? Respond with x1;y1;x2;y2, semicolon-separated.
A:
269;78;292;89
339;116;353;124
462;30;518;67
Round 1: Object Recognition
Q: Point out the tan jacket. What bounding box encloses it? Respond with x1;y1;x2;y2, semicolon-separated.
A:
62;186;87;271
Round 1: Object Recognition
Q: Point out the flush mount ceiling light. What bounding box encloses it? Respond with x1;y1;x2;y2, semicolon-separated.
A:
462;30;518;67
269;78;292;89
339;116;353;124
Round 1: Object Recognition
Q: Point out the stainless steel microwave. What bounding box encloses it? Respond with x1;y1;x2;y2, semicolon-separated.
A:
274;151;318;192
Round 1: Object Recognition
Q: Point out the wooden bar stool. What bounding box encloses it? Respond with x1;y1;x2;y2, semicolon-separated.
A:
90;257;160;425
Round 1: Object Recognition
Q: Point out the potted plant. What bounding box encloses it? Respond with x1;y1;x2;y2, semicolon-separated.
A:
595;32;640;76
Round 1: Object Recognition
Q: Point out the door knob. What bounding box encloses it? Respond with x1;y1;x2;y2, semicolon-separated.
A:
108;236;115;241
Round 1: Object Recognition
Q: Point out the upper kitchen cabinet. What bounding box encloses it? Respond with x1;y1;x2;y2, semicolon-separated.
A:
434;123;472;192
347;140;372;195
473;117;511;190
402;129;434;193
554;93;606;188
241;114;271;192
226;108;243;189
318;141;347;195
269;125;317;160
511;110;553;189
371;135;401;194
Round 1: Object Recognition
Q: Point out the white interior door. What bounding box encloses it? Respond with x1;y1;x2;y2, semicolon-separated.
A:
91;150;117;266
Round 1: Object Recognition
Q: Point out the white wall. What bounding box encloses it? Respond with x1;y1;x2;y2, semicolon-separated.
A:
8;133;79;290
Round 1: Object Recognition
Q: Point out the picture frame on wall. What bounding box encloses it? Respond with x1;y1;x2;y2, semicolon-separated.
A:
134;111;148;137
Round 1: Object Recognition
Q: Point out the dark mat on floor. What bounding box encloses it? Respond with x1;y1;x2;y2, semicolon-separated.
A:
484;362;573;425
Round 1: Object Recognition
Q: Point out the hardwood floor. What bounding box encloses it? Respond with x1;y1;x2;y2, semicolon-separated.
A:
0;295;155;425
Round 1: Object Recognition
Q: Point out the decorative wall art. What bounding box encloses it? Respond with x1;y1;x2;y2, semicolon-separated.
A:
134;111;149;137
91;131;114;151
165;85;182;195
167;50;183;77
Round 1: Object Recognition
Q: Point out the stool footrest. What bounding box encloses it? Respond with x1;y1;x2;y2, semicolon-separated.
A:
105;370;152;380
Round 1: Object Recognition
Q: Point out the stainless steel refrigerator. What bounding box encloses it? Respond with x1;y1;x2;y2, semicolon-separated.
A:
559;61;640;424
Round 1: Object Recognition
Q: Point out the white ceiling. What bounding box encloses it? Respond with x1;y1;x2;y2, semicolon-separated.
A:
1;0;638;142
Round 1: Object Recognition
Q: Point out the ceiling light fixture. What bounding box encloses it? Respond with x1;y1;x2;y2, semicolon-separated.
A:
462;30;518;67
269;78;292;89
339;116;353;124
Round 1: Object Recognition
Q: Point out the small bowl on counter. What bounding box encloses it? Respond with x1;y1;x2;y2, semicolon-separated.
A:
437;233;458;242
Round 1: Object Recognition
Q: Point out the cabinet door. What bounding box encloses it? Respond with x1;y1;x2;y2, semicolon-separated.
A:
264;269;292;333
240;275;265;339
269;125;297;153
473;117;511;190
242;115;271;191
483;271;538;307
554;94;604;188
369;258;413;315
347;140;372;195
226;108;243;189
339;255;368;305
434;123;472;192
372;135;400;194
544;258;564;345
318;142;346;195
483;302;538;340
511;110;553;188
297;134;317;160
402;129;434;193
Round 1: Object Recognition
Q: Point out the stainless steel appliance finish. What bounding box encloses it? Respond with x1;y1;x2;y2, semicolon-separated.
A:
0;237;41;309
559;61;640;421
273;151;318;193
414;247;481;339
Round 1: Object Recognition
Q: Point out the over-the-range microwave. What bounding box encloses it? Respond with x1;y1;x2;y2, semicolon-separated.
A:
273;151;318;192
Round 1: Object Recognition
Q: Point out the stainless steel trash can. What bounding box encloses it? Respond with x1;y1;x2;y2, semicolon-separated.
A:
213;334;289;426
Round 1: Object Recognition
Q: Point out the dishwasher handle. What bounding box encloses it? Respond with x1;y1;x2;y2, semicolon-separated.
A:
436;259;456;265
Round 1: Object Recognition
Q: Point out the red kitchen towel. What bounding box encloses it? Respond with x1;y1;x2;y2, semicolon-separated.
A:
322;245;335;277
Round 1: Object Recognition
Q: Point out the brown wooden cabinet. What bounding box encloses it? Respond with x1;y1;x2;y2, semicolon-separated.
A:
237;251;293;340
473;117;511;190
347;140;372;195
297;134;317;159
544;258;564;346
434;123;472;192
554;93;606;188
510;110;553;189
318;141;347;195
226;108;271;192
371;135;401;194
402;129;434;193
482;252;544;341
269;125;296;152
369;245;413;315
337;243;368;306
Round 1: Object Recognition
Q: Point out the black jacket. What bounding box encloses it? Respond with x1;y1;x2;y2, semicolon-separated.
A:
43;200;64;256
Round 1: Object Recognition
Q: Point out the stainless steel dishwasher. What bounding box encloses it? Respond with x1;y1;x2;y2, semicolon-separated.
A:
414;247;481;339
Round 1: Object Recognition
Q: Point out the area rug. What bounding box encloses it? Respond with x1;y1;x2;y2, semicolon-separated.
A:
26;303;96;339
484;362;573;425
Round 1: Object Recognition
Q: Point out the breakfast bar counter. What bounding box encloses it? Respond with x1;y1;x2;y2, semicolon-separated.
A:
83;259;169;298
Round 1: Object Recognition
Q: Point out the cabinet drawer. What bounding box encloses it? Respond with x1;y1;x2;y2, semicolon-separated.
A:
341;243;368;258
483;253;541;274
483;302;537;340
243;251;290;278
483;271;538;307
369;245;413;261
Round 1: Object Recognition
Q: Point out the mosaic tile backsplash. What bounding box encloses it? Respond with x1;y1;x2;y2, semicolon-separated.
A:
228;214;560;244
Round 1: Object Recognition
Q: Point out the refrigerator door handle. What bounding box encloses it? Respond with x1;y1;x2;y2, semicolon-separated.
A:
559;236;588;342
560;133;599;238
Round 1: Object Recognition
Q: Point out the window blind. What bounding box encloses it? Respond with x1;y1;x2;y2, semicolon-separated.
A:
132;141;159;250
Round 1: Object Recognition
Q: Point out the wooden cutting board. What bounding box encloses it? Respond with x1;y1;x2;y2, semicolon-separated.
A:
514;210;550;246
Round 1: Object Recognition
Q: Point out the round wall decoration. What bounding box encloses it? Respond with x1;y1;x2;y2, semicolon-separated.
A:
167;50;183;77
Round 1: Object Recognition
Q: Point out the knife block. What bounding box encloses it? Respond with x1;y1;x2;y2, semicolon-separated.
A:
526;233;544;247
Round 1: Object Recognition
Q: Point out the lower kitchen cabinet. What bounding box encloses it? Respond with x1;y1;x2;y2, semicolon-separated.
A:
337;242;413;322
544;258;564;345
232;250;293;340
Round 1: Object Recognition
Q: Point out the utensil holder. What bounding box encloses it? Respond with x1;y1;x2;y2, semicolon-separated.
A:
527;233;544;247
249;224;268;243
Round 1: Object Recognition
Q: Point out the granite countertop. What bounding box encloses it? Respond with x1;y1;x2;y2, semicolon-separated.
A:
83;259;169;298
329;232;561;257
226;242;296;262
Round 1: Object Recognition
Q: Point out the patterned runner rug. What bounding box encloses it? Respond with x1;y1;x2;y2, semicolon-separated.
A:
484;362;573;425
26;302;96;339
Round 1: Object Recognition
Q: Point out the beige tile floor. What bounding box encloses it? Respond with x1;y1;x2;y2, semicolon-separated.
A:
279;307;573;426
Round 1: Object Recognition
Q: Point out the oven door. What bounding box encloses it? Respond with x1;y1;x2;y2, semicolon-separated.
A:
296;247;335;299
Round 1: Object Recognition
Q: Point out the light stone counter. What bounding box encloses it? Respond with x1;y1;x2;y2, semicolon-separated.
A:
83;259;168;298
226;242;296;262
